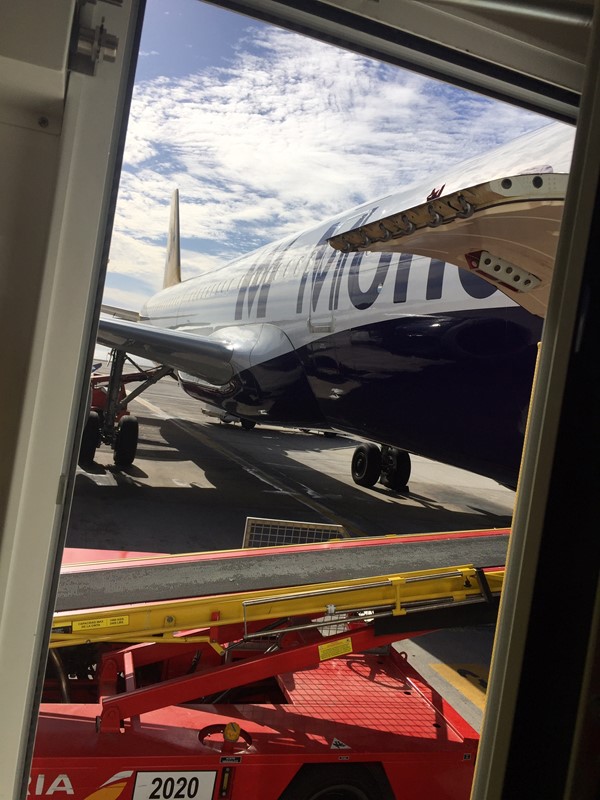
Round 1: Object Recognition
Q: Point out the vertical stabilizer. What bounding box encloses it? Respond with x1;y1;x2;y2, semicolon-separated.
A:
163;189;181;288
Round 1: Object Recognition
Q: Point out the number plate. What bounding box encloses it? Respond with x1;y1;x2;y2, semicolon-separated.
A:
133;772;217;800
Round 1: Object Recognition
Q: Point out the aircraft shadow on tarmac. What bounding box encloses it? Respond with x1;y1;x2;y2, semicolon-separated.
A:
69;410;512;554
169;417;513;514
114;414;506;519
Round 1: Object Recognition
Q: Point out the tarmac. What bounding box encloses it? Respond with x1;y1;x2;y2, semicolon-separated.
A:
65;372;517;731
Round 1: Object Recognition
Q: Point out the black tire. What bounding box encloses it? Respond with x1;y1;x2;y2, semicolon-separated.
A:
351;443;381;487
240;418;256;430
380;447;411;491
79;411;100;465
113;415;138;466
279;765;385;800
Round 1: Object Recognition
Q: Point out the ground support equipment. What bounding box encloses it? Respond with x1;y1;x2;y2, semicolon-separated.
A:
33;530;506;800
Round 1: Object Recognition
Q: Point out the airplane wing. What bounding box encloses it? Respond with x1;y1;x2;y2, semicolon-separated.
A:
97;317;235;385
97;317;296;388
328;172;568;318
100;304;140;322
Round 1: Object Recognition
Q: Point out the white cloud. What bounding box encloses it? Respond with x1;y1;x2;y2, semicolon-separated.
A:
106;23;554;309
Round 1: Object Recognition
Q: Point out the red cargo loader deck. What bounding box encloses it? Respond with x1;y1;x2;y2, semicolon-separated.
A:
32;528;507;800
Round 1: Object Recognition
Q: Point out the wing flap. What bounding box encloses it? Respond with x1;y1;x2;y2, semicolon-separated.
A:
328;173;568;318
97;318;235;386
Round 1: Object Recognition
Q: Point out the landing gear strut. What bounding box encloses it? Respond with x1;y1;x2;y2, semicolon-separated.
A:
79;350;173;467
351;444;411;491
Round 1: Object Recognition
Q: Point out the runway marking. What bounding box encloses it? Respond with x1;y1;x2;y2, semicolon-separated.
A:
430;663;489;710
135;397;170;420
132;397;363;535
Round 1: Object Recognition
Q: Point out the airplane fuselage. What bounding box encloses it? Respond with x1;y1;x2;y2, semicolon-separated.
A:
141;215;541;489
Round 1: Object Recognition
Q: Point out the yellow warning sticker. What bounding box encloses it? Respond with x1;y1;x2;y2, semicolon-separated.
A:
72;615;130;632
318;637;353;661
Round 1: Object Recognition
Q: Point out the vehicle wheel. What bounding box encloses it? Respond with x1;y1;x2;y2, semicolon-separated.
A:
240;418;256;430
113;415;138;466
379;446;411;490
351;443;381;487
79;411;100;465
279;765;384;800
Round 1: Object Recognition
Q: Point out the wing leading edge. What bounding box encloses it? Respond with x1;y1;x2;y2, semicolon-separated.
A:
97;317;235;386
97;318;298;389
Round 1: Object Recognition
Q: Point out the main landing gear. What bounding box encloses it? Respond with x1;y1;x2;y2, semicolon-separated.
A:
351;443;411;492
79;350;173;468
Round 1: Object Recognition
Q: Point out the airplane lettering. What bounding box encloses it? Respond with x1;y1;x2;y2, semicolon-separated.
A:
296;266;309;314
348;251;391;310
459;267;497;299
311;248;338;312
296;222;341;315
393;252;412;303
257;243;291;317
235;258;268;320
297;210;380;316
237;242;500;321
235;252;277;319
28;775;74;796
328;248;348;311
426;258;446;300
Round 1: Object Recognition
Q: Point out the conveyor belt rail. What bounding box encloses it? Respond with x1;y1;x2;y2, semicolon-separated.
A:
49;563;502;732
51;564;503;649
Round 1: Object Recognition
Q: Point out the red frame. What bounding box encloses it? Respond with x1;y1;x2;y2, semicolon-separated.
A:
32;531;500;799
33;648;478;800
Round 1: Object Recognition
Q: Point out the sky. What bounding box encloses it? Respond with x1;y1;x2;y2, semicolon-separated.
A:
103;0;563;312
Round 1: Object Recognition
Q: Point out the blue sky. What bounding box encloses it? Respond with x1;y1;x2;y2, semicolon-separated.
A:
104;0;564;311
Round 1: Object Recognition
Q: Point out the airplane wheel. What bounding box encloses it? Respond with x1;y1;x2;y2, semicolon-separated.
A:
240;419;256;430
79;411;100;465
351;443;381;487
113;415;138;466
380;447;411;491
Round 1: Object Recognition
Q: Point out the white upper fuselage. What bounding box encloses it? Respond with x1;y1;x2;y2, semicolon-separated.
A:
142;242;513;351
141;121;574;354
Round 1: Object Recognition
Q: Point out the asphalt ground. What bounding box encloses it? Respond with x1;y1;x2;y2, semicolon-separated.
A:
64;371;517;731
67;374;515;553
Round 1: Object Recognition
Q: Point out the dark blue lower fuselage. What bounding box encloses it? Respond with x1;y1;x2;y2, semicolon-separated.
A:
180;306;542;489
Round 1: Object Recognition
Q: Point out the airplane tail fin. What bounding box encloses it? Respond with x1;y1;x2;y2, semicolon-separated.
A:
163;189;181;289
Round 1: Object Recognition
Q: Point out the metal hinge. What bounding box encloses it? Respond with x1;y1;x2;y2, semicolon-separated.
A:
70;0;121;76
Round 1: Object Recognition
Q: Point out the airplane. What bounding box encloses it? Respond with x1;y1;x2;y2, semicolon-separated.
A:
91;120;574;493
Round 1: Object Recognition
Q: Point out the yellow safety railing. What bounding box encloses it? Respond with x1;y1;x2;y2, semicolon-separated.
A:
50;564;504;649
